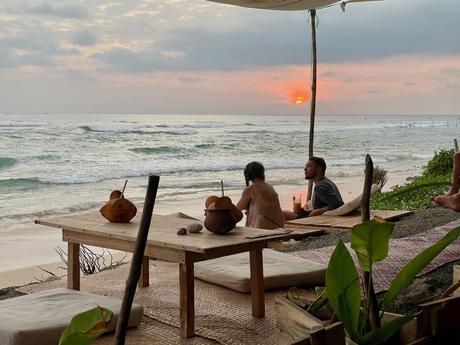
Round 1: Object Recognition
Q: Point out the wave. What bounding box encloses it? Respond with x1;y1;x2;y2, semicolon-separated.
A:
227;129;306;135
0;201;102;222
80;124;197;136
194;143;215;149
0;177;48;189
129;146;183;155
80;123;147;134
0;120;48;128
157;128;197;135
31;154;61;161
0;157;17;169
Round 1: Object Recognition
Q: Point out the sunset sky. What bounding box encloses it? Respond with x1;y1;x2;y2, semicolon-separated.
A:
1;0;459;115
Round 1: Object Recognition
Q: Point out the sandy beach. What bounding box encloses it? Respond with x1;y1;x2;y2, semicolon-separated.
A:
0;176;406;289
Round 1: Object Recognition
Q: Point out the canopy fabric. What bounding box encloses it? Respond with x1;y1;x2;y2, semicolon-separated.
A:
207;0;340;10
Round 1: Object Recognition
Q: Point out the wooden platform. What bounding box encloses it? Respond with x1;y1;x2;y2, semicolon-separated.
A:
286;210;412;230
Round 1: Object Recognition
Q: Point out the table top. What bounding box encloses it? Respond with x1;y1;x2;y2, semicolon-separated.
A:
286;209;412;229
36;211;302;254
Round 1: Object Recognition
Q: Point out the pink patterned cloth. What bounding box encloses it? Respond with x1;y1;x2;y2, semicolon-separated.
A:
291;219;460;292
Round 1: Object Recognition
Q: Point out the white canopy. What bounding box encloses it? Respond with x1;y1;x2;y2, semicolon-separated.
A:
206;0;340;10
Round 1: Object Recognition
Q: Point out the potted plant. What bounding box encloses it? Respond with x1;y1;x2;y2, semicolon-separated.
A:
276;219;460;345
324;219;460;344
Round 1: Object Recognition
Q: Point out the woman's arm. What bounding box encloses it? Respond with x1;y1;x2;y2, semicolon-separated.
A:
237;187;252;211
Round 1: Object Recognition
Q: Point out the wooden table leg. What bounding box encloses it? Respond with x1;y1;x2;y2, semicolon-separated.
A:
179;255;195;337
138;256;149;288
67;242;80;291
250;246;265;317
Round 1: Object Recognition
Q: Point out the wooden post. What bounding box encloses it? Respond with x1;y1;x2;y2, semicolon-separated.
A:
179;253;195;337
115;175;160;345
361;155;380;329
454;138;459;151
361;154;373;223
67;242;80;291
250;246;265;317
307;9;317;202
138;255;149;288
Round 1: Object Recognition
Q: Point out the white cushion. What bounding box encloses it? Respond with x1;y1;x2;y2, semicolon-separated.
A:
195;249;326;293
0;288;143;345
323;184;381;216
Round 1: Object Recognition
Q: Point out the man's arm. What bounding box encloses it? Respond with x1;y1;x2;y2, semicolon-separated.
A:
309;207;328;217
314;184;343;210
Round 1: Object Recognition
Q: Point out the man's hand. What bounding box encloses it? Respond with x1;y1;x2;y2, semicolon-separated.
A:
309;207;328;217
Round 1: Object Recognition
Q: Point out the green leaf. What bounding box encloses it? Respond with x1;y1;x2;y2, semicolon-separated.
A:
307;288;329;314
326;240;362;341
59;306;113;345
361;314;415;345
382;225;460;310
351;220;394;272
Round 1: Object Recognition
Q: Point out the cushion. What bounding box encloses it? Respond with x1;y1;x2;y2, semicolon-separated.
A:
195;249;326;293
323;184;381;216
0;288;143;345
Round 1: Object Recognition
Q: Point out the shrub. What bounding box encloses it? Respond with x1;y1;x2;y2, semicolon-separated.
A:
422;148;454;177
371;149;454;210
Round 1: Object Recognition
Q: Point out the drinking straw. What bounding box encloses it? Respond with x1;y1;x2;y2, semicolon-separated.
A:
263;215;289;232
121;179;128;197
221;180;224;196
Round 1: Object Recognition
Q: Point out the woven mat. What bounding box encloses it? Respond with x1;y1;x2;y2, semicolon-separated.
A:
18;261;281;345
292;219;460;293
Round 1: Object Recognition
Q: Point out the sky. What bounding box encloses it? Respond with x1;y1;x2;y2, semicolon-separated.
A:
0;0;459;116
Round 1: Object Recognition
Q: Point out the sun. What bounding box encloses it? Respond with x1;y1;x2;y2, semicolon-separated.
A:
295;96;305;105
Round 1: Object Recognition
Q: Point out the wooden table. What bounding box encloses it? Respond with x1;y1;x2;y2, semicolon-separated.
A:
36;212;315;337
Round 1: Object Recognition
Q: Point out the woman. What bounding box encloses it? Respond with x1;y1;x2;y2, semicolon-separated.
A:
236;162;285;230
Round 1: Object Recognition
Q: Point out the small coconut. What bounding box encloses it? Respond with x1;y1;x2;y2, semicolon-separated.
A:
177;227;187;235
110;190;122;199
215;196;233;210
205;195;220;208
186;223;203;233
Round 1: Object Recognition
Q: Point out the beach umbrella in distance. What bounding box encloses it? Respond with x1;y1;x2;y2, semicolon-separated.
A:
206;0;382;200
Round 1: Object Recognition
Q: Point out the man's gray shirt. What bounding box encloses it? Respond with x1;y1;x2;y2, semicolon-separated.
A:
312;177;344;210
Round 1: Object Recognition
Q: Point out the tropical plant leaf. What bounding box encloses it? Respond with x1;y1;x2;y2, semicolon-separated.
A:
326;240;362;342
307;287;328;313
361;314;415;345
59;306;113;345
382;225;460;310
351;219;394;272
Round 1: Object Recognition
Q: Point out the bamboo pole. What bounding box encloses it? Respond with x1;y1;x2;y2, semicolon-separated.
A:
361;155;380;329
307;9;317;202
115;175;160;345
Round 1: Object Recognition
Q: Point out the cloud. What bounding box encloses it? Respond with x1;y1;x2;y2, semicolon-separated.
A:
71;30;97;46
439;67;460;77
0;19;78;69
91;0;460;73
5;2;89;19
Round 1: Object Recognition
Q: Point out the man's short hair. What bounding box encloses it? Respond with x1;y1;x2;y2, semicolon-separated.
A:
244;161;265;186
310;156;327;172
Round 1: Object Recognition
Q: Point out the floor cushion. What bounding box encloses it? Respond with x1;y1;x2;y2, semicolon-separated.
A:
323;184;381;216
195;249;326;293
0;288;143;345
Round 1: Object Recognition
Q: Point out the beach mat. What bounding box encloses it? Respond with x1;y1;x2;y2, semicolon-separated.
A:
292;218;460;293
286;210;412;230
18;261;282;345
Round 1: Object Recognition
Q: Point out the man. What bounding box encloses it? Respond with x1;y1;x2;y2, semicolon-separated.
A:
284;157;344;219
432;151;460;212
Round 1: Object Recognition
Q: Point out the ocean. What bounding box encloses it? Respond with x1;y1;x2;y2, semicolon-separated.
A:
1;114;459;234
